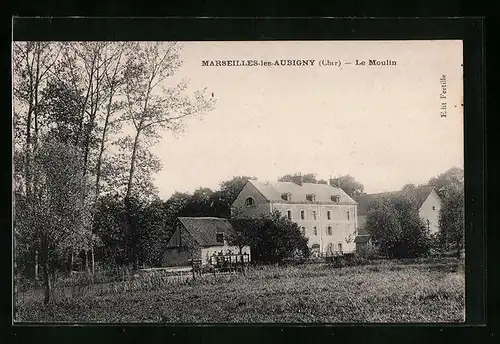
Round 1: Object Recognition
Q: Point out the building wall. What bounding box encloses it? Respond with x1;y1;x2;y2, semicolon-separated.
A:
200;245;251;265
419;189;442;235
162;225;201;267
231;182;270;218
270;202;357;254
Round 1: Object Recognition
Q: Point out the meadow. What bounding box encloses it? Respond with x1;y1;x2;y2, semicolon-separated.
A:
15;258;465;323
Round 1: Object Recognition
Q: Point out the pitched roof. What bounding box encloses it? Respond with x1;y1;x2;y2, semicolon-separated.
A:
354;235;371;243
248;180;357;205
353;186;435;215
178;217;234;247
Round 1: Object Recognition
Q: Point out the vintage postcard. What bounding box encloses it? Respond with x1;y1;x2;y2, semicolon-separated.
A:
13;39;465;323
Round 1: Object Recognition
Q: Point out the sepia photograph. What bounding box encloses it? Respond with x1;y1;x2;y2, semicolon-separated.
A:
12;38;465;323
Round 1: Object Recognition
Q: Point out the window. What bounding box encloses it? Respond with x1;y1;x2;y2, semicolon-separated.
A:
281;193;291;201
313;226;317;236
300;210;305;220
312;210;317;220
331;195;339;202
338;243;343;252
327;226;332;235
306;194;316;202
432;206;436;210
287;210;292;220
216;232;224;244
301;227;306;236
327;211;331;220
347;211;350;220
245;197;255;207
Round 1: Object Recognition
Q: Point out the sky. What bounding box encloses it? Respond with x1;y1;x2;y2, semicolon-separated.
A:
150;40;464;200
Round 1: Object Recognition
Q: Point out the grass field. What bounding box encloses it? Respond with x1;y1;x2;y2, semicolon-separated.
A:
15;259;465;323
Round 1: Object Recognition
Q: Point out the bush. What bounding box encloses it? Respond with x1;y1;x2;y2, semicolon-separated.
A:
357;243;378;260
229;210;309;263
366;195;432;258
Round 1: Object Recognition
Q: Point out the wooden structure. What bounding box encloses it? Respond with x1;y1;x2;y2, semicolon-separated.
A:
209;252;250;272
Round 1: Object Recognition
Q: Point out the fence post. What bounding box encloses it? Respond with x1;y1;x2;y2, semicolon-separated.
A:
35;250;39;281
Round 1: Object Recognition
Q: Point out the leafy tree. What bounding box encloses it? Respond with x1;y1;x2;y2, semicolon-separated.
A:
93;194;128;265
14;138;95;304
229;210;309;263
185;187;217;217
329;174;365;197
365;195;431;258
211;176;257;217
276;173;365;198
121;42;215;203
119;42;215;266
438;183;465;258
219;176;256;204
13;42;64;201
93;42;128;204
278;172;317;184
427;167;464;198
136;200;173;267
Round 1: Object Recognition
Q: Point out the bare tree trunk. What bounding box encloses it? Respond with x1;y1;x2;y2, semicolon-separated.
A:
94;100;112;202
125;129;141;202
34;250;39;280
43;262;51;305
124;129;141;270
85;250;90;273
91;247;95;274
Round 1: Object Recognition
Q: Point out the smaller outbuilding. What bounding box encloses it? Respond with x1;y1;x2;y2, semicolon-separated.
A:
162;217;251;267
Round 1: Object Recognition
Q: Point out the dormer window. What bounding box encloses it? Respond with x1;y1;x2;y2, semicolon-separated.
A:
245;197;255;207
331;195;340;202
306;194;316;202
281;193;291;201
216;232;224;244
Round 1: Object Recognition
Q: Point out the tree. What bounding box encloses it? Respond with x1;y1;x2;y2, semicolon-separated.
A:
13;42;64;201
213;176;257;217
365;195;431;258
136;200;173;267
118;42;215;266
329;174;364;197
229;210;309;263
438;183;465;258
427;167;464;198
14;138;95;304
93;194;128;266
93;42;128;204
121;42;215;202
365;196;402;257
278;172;317;184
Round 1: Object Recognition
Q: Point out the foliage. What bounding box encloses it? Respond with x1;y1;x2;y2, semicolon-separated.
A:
136;200;174;267
14;138;96;303
427;167;464;199
278;172;318;184
365;195;431;258
357;242;378;260
229;210;309;263
438;182;465;258
93;194;129;265
276;172;365;197
329;174;365;197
